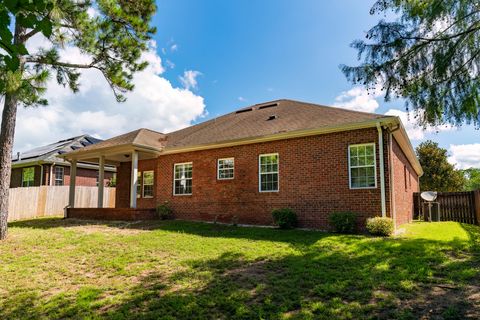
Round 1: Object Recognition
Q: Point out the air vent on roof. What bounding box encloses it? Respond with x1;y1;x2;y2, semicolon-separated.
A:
80;141;92;146
235;108;253;114
71;146;81;150
266;115;278;121
258;103;278;110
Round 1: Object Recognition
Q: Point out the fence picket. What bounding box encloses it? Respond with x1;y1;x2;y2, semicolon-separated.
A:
8;186;115;222
413;191;478;225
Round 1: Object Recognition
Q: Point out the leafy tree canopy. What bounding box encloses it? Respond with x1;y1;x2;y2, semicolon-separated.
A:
342;0;480;128
416;140;466;191
463;167;480;191
0;0;156;104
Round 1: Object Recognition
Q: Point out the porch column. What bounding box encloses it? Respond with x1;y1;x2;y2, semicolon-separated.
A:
68;159;77;208
98;155;105;208
130;151;138;208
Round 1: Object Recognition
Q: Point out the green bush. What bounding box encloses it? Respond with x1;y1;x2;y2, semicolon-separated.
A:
156;201;172;220
366;217;394;237
328;212;357;233
272;208;297;229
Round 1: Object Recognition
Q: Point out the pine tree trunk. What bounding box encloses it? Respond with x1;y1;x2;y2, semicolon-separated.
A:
0;94;18;240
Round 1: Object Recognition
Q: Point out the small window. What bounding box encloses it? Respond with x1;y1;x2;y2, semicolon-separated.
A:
22;167;35;187
54;166;64;186
143;171;154;198
404;165;408;191
349;143;376;189
217;158;234;180
259;153;279;192
136;171;142;198
174;163;192;195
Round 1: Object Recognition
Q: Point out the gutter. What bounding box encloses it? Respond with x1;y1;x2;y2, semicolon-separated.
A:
376;123;387;217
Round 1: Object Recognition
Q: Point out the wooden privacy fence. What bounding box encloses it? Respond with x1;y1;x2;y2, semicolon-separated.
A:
413;190;480;225
8;186;115;222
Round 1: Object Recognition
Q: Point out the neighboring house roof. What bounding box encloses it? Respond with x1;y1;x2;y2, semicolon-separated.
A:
62;99;422;175
12;135;114;170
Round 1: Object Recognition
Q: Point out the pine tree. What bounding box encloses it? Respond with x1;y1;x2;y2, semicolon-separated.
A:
0;0;156;239
342;0;480;128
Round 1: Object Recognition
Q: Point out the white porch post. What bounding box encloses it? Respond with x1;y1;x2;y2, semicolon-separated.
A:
130;151;138;208
69;159;77;208
98;155;105;208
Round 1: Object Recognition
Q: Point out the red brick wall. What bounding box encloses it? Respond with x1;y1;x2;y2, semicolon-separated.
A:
390;136;419;227
115;159;157;209
116;128;392;230
9;164;114;188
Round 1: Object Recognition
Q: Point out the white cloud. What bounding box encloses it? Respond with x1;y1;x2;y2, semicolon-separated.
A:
7;35;206;152
238;96;246;102
448;144;480;169
170;44;178;52
179;70;202;90
385;109;454;140
333;86;382;113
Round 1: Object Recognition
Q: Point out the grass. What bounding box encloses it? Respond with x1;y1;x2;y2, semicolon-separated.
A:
0;219;479;319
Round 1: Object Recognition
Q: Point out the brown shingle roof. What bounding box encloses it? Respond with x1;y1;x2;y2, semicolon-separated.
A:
66;128;166;156
64;99;394;157
164;99;391;149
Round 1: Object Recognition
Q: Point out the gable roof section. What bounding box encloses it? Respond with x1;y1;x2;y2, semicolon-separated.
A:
65;128;166;157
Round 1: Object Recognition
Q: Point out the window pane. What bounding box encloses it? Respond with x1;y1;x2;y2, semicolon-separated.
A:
365;145;374;156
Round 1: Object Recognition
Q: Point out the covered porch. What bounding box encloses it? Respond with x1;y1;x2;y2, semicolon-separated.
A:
61;129;165;217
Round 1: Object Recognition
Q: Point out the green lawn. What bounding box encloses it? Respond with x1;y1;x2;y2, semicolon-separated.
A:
1;219;479;319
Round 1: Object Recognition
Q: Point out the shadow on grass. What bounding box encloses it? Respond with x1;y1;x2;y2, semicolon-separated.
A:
3;220;480;319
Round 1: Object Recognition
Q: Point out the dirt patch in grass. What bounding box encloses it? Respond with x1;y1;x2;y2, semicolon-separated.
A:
398;283;480;319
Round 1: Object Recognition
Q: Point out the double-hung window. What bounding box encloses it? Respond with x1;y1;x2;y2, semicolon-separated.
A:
259;153;279;192
217;158;234;180
143;171;154;198
22;167;35;187
174;163;192;195
54;166;64;186
348;143;376;189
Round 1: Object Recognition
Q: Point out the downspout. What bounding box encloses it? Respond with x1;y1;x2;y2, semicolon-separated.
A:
388;125;400;230
38;163;44;186
50;163;55;186
377;123;386;217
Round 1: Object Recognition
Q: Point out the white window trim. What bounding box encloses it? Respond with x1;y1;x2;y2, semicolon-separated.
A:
258;153;279;193
142;170;154;198
54;166;64;186
173;162;193;196
22;167;35;187
348;143;377;190
217;158;235;180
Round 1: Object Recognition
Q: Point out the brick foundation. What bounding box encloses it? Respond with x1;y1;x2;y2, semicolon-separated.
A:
67;208;157;220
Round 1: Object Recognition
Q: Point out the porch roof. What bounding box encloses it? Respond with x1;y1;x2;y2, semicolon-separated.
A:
61;128;165;164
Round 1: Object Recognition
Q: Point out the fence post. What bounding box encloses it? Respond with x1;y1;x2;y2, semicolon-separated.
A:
474;190;480;226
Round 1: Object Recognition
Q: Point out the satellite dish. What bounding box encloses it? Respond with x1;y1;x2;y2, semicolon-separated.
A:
421;191;438;202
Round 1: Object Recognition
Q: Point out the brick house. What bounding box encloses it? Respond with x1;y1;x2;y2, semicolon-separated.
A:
11;135;115;188
63;100;423;229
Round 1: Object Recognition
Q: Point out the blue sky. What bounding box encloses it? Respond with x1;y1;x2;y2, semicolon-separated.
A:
10;0;480;168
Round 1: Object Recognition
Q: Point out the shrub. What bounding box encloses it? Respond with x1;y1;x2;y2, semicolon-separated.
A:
366;217;394;237
328;212;357;233
272;208;297;229
156;201;172;220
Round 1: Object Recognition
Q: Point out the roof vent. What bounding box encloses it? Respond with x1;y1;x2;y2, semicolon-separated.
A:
267;115;278;121
258;103;278;110
16;152;21;161
235;107;253;114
